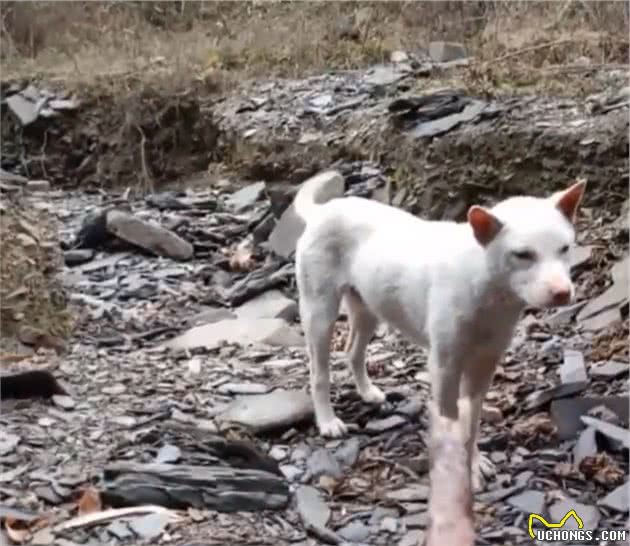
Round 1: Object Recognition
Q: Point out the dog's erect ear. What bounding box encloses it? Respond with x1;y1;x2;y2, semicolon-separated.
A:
551;179;587;223
467;206;503;247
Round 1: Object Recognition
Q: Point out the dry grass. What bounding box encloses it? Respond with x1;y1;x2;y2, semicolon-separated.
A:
1;1;628;97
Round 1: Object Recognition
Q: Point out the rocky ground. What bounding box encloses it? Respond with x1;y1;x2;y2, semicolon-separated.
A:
1;52;629;546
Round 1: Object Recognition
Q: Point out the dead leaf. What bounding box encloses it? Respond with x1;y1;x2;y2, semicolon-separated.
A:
512;412;557;447
553;462;579;479
0;353;31;366
5;517;31;544
579;453;625;485
318;475;339;496
228;243;255;272
186;508;206;523
77;487;102;516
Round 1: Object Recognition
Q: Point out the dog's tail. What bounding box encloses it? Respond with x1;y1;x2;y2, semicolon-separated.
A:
293;170;344;223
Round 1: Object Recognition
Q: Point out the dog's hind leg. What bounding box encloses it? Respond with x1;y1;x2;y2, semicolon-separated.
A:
300;292;347;438
344;290;386;404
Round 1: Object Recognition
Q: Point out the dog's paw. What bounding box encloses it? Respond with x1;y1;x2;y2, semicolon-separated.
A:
472;451;496;493
318;417;348;438
358;383;386;405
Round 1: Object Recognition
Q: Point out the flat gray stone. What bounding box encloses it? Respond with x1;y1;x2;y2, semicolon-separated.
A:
525;381;588;411
334;437;361;468
400;511;430;529
235;289;298;321
155;444;181;464
587;404;622;425
573;427;598;465
295;485;330;528
559;349;587;384
102;383;126;396
546;301;588;326
591;361;628;379
412;100;486;138
268;170;344;258
187;307;236;326
338;520;370;542
507;490;545;515
578;257;628;330
428;41;468;62
6;93;40;125
307;448;343;479
107;520;133;540
0;431;20;456
364;415;407;434
570;245;593;270
549;500;600;530
128;512;171;540
369;507;399;526
106;209;193;261
64;249;95;266
399;530;425;546
580;416;630;449
164;317;304;350
52;395;76;410
217;389;313;433
580;304;625;331
515;471;534;486
386;485;430;502
396;399;422;418
280;464;303;482
551;395;629;439
227;181;266;211
477;485;523;504
216;382;271;395
598;480;629;513
26;180;50;192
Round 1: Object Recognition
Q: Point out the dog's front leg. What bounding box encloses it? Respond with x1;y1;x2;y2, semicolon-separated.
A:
459;359;499;492
428;348;463;422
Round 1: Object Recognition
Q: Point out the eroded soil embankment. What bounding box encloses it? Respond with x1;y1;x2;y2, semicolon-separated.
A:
1;77;628;220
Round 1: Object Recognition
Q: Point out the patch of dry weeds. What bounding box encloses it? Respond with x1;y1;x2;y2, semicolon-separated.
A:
1;1;628;97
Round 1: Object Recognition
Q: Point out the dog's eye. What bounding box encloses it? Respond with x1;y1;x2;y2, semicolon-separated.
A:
512;249;536;261
559;245;570;254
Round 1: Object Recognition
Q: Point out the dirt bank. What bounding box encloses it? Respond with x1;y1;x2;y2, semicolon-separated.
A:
2;62;628;219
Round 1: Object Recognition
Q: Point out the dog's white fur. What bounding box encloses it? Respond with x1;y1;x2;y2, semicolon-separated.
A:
294;171;586;489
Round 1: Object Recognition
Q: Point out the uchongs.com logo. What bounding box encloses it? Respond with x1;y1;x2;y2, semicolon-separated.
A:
528;509;628;543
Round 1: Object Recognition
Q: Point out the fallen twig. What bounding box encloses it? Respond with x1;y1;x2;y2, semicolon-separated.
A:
54;505;181;532
484;39;579;65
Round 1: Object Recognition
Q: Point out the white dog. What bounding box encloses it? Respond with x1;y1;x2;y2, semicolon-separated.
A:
294;171;586;489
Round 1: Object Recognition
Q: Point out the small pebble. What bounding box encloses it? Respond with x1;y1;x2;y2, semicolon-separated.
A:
52;395;76;410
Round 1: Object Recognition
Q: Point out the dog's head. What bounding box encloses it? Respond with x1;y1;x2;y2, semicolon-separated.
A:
467;180;586;309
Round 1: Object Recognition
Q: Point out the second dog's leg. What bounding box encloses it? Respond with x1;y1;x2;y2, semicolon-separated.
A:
345;293;385;404
459;360;498;492
428;347;463;422
302;299;346;438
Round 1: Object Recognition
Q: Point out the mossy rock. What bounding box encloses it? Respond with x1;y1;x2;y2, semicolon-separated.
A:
0;194;73;349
